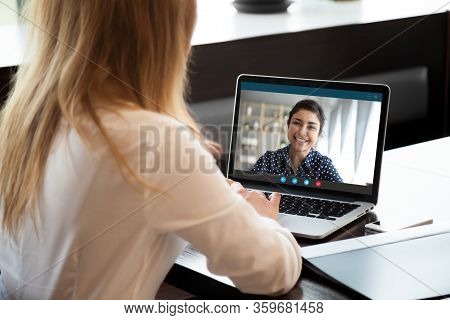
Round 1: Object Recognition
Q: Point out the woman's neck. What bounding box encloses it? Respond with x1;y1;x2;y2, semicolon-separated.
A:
289;147;308;174
92;77;140;109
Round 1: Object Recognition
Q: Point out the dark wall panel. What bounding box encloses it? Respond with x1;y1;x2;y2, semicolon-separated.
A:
0;66;16;108
1;13;448;150
188;13;449;149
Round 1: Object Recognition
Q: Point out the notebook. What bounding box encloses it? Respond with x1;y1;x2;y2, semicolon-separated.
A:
302;223;450;299
227;74;390;239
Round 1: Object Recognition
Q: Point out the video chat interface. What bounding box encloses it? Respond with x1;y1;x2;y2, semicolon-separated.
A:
231;81;383;196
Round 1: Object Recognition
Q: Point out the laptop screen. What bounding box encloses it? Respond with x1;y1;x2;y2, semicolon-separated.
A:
228;75;390;202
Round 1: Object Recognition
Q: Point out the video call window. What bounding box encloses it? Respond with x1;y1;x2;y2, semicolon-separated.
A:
234;89;382;188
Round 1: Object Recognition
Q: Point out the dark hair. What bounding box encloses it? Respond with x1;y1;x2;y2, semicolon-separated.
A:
287;99;325;135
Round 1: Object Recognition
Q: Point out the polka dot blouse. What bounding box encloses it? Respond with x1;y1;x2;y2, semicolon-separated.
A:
250;145;343;183
250;145;343;212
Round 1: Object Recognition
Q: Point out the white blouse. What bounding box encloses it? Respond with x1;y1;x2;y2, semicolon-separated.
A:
0;109;302;299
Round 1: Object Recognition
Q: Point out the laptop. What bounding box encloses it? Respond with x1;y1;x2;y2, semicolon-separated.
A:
302;223;450;299
227;74;390;239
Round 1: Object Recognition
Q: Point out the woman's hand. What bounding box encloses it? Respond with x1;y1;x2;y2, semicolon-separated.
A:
228;179;281;221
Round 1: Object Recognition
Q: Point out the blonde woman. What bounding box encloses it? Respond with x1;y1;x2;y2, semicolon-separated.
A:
0;0;301;299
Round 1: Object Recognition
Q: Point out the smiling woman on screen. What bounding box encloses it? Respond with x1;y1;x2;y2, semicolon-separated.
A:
251;99;342;212
0;0;301;299
251;99;342;183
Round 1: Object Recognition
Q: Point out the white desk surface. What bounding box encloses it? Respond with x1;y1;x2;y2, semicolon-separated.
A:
1;0;449;68
193;0;450;45
376;137;450;224
176;137;450;290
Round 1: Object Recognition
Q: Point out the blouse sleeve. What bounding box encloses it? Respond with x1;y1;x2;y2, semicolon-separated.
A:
138;124;302;295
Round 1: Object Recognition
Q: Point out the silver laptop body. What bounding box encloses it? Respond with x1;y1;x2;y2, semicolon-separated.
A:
227;74;390;239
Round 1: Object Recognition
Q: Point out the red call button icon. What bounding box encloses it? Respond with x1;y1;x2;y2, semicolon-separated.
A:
315;180;322;187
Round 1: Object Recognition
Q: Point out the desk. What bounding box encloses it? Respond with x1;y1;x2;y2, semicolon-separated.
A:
193;0;449;45
159;137;450;299
1;0;448;66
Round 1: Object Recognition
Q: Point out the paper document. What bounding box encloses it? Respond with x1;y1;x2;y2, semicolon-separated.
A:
175;244;235;287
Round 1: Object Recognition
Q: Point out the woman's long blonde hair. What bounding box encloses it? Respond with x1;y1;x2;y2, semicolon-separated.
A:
0;0;217;236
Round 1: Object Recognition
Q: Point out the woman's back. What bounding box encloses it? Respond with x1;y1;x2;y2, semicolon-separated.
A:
0;1;302;299
1;110;185;298
0;109;302;299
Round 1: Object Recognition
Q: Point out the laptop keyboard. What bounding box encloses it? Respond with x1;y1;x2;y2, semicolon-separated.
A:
279;195;360;221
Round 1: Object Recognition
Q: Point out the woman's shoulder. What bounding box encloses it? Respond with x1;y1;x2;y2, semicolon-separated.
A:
257;146;287;162
309;149;333;164
99;108;183;131
83;108;197;156
269;146;289;157
95;108;190;145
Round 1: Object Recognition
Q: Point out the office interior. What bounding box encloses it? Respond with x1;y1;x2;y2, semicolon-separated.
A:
0;0;449;300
